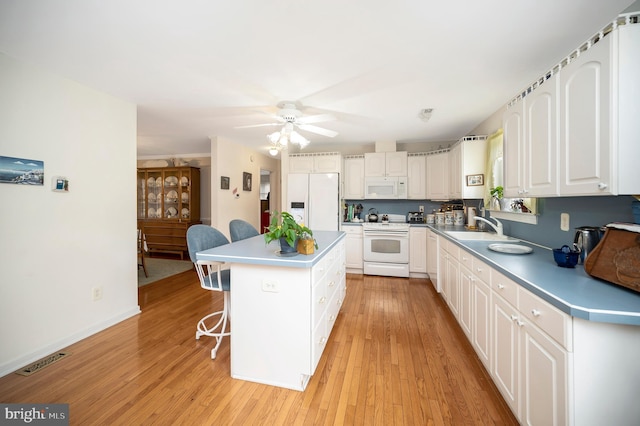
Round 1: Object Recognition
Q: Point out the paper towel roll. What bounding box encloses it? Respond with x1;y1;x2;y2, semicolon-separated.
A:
467;207;477;227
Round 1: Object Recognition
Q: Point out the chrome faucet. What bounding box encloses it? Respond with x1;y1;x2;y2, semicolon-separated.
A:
474;216;504;236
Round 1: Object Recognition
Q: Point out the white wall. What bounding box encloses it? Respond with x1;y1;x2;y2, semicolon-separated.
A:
0;54;140;376
210;137;280;239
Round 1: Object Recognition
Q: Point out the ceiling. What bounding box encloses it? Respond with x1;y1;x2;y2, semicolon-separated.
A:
0;0;635;157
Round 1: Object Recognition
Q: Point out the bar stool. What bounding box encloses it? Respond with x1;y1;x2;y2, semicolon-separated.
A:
186;224;231;359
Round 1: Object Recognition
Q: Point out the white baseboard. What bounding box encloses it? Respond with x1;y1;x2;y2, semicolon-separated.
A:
0;306;141;378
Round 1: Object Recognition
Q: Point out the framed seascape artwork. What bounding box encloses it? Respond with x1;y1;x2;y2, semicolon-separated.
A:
0;156;44;185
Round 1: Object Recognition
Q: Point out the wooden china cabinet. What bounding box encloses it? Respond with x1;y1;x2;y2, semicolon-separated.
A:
137;167;200;259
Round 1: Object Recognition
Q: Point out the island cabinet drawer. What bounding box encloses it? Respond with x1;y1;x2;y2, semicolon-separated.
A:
490;269;518;307
313;255;331;283
472;258;492;285
311;312;329;373
312;279;328;328
519;288;572;350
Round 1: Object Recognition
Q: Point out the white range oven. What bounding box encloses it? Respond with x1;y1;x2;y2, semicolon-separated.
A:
362;215;410;277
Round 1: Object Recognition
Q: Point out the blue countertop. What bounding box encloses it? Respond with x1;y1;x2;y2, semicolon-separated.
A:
196;231;346;268
429;225;640;326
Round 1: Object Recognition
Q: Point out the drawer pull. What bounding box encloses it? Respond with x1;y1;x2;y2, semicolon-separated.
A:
476;267;483;273
329;314;336;321
319;337;327;346
497;284;505;290
531;309;541;317
516;320;524;327
328;280;335;287
319;297;326;304
510;314;518;321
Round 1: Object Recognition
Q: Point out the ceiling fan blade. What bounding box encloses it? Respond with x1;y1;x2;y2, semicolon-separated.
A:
234;122;281;129
296;113;336;125
296;124;338;138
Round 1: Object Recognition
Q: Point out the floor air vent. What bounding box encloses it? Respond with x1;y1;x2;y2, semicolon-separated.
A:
16;352;70;376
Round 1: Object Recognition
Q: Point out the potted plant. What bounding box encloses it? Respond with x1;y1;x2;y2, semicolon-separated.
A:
490;186;503;210
264;211;317;254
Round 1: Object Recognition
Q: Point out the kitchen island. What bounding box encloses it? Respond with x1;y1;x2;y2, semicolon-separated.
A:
196;230;346;391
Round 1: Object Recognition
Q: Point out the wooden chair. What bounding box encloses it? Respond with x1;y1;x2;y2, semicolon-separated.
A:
138;228;148;277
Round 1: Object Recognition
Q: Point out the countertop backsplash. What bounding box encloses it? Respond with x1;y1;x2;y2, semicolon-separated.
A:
344;195;637;250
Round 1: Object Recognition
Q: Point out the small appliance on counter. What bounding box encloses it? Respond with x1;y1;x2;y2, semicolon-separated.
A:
407;212;424;223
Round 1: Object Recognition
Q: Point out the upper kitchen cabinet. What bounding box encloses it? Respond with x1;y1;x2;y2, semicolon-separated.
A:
426;150;449;200
407;153;427;199
504;19;640;197
343;155;365;199
449;136;488;199
364;151;407;177
503;75;559;198
289;152;341;173
560;22;640;196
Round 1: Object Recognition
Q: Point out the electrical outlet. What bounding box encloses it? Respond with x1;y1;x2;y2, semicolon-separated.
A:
560;213;570;231
419;205;424;213
262;280;280;293
92;286;103;301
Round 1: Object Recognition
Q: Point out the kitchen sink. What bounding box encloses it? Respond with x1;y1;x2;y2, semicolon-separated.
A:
445;231;519;242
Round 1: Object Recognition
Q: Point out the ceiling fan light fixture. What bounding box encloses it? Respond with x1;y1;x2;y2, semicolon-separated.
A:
289;131;310;148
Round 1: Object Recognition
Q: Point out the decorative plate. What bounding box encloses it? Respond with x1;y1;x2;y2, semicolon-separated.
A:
181;176;189;186
165;176;178;186
181;208;190;218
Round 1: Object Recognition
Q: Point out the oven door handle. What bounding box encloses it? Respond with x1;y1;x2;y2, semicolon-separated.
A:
363;230;409;238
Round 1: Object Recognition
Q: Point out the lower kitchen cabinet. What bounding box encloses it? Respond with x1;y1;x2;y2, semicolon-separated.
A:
426;229;439;292
343;225;363;272
409;226;427;276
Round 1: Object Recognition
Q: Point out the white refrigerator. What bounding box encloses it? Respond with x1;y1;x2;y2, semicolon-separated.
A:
287;173;340;231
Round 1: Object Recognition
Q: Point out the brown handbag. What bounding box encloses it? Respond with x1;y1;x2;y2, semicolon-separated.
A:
584;223;640;293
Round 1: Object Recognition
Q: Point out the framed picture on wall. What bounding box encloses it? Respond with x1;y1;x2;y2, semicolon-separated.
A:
243;172;252;191
220;176;229;190
466;174;484;186
0;155;44;185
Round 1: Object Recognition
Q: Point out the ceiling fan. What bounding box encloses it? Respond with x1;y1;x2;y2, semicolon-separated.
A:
235;101;339;138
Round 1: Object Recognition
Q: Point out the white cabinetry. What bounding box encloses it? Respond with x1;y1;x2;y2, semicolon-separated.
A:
504;23;640;197
449;136;489;199
230;238;346;391
407;154;427;199
503;75;558;198
289;153;341;173
426;151;449;200
409;226;427;276
343;225;363;272
343;156;365;199
438;231;640;424
364;151;407;177
559;32;612;196
426;229;439;292
448;143;462;199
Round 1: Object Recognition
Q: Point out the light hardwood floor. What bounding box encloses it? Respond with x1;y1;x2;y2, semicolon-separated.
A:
0;270;517;425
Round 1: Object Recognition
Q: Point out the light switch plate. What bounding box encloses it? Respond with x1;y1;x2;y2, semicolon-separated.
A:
560;213;570;231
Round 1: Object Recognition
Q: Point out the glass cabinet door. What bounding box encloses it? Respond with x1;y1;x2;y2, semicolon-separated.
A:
178;169;191;220
146;170;163;219
163;169;180;219
137;171;146;219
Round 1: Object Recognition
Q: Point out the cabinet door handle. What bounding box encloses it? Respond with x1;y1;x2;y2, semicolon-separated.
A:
510;315;518;322
319;297;326;304
598;182;608;190
531;309;541;317
319;336;327;346
497;284;505;290
516;320;525;327
328;280;335;287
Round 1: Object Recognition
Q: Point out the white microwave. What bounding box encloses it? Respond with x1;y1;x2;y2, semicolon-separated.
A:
364;176;407;199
